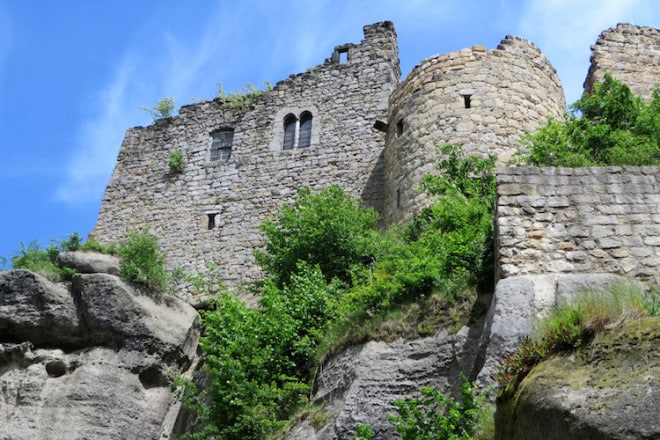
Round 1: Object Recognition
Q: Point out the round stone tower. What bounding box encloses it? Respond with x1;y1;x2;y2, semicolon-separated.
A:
382;36;566;227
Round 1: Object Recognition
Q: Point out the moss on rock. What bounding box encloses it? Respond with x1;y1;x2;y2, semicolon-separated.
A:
495;317;660;440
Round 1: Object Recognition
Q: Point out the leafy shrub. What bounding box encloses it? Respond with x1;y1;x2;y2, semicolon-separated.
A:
405;144;496;292
389;375;488;440
497;280;657;390
118;230;168;291
255;185;379;287
8;232;84;281
182;145;496;438
353;424;375;440
518;74;659;167
140;97;176;121
168;149;185;174
181;264;340;439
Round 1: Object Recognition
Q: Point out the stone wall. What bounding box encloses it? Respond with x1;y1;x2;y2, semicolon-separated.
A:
584;23;659;100
496;166;660;285
92;22;399;287
381;36;565;227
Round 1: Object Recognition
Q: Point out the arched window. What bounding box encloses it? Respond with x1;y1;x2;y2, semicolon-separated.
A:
283;114;297;150
298;112;313;148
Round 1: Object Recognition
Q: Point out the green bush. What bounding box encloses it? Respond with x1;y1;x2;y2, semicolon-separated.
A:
182;145;496;438
181;264;340;439
389;375;488;440
140;97;176;121
518;74;659;166
118;230;168;291
8;232;84;281
255;185;379;287
353;424;375;440
168;149;185;174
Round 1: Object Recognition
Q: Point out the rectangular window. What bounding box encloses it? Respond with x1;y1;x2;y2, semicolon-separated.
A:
211;129;234;161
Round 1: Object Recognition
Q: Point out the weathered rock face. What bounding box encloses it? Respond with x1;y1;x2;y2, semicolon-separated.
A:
495;317;660;440
0;269;200;440
285;320;485;440
58;250;121;275
476;273;624;388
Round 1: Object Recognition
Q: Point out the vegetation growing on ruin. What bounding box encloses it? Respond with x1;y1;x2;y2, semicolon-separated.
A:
168;149;185;174
496;280;659;395
140;97;176;121
518;74;660;166
176;145;497;439
216;81;273;108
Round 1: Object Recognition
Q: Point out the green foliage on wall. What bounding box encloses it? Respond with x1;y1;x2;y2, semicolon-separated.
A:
216;81;273;108
176;146;497;439
518;74;659;166
255;185;379;287
140;97;176;121
168;149;185;174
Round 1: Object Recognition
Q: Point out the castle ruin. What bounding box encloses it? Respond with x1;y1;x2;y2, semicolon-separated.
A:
92;22;659;290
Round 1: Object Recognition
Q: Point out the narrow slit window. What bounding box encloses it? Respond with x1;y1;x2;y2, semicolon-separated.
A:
339;50;348;64
462;95;472;109
298;112;313;148
283;114;297;150
396;119;404;136
207;213;217;230
211;128;234;161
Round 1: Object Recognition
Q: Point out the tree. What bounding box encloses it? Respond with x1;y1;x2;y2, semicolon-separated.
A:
255;185;379;287
520;73;659;167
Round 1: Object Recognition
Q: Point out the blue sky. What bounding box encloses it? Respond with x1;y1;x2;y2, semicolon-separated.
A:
0;0;657;264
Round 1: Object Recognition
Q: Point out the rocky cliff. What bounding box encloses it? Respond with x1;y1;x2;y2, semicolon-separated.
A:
0;259;201;440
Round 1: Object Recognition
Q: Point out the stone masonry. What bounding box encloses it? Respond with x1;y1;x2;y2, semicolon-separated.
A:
93;21;658;293
93;22;399;286
382;36;565;226
584;23;660;100
496;166;660;285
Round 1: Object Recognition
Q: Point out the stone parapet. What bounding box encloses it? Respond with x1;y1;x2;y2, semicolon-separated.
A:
496;166;660;285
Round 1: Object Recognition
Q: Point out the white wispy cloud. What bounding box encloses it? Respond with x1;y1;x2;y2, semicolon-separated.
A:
55;55;139;203
516;0;657;105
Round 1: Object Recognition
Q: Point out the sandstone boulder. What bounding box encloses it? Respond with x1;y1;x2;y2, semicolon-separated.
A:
0;270;81;347
58;250;121;275
0;269;201;440
495;317;660;440
72;273;200;366
476;273;623;387
285;321;484;440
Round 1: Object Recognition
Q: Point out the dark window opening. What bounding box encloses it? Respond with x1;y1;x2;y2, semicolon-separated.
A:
462;95;472;109
396;119;404;136
207;213;217;230
299;112;313;148
283;114;297;150
211;128;234;161
396;189;401;208
339;49;348;64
